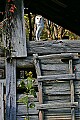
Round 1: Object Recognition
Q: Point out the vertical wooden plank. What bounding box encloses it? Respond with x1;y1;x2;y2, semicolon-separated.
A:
0;82;4;120
69;59;75;120
11;0;27;57
1;82;4;120
3;0;27;57
33;54;43;120
6;59;16;120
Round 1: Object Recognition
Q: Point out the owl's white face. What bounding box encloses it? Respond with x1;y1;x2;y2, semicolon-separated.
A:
35;15;43;24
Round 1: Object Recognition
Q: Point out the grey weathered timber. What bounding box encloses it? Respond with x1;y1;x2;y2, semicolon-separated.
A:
33;54;44;120
37;102;78;110
16;94;39;120
17;104;39;115
17;116;38;120
3;0;27;57
33;53;80;120
75;72;80;80
28;40;80;55
12;0;27;57
43;82;71;95
44;116;71;120
38;53;78;59
0;82;4;120
41;63;69;71
6;59;16;120
0;57;34;68
0;57;5;68
69;59;75;120
16;57;33;68
37;74;75;82
1;40;80;56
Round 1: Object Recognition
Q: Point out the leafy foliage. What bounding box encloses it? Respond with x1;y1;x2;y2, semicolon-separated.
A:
24;13;80;40
18;71;36;120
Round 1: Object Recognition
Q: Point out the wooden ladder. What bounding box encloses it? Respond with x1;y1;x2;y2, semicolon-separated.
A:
33;53;78;120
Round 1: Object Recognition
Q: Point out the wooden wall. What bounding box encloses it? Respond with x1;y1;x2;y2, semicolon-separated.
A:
0;40;80;120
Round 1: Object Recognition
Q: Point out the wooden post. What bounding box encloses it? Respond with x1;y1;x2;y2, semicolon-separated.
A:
33;54;43;120
6;59;16;120
3;0;27;58
11;0;27;57
1;83;4;120
0;82;4;120
69;59;75;120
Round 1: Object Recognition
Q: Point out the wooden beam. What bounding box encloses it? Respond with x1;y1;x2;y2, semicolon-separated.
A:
28;40;80;55
0;57;34;68
37;74;75;82
37;102;78;110
38;53;78;59
6;59;16;120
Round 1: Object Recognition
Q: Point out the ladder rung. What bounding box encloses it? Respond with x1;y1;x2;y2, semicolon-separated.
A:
38;53;78;59
37;102;78;110
37;74;75;82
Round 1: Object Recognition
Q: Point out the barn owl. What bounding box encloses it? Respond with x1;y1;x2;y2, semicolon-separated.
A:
35;15;44;40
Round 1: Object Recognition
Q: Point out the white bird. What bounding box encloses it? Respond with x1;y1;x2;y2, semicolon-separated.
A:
35;15;44;41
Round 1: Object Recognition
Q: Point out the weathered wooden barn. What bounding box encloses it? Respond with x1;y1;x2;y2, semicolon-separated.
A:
0;0;80;120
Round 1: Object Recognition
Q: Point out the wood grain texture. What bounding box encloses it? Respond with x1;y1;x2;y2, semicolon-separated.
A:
11;0;27;57
69;59;75;120
33;54;44;120
0;82;4;120
28;40;80;55
37;74;75;82
6;59;16;120
37;102;78;110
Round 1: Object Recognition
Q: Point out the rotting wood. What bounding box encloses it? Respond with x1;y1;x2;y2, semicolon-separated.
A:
6;59;16;120
33;54;44;120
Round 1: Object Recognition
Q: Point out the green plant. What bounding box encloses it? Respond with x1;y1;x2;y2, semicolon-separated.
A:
18;71;36;120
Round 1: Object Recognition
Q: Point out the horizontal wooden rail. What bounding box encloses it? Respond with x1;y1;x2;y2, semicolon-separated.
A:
37;102;78;110
37;74;75;82
38;53;78;59
28;40;80;55
0;57;33;68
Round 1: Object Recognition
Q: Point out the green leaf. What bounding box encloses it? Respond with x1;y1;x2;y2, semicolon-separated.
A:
17;96;28;105
30;89;37;97
20;80;25;89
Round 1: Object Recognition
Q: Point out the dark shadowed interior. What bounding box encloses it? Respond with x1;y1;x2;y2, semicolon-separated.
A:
0;0;80;35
